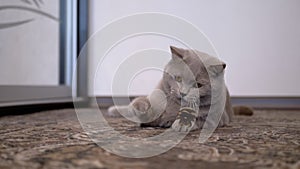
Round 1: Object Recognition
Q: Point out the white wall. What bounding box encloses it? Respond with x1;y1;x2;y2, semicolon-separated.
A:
89;0;300;97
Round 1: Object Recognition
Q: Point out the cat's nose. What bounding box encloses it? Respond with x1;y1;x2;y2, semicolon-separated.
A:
180;92;187;97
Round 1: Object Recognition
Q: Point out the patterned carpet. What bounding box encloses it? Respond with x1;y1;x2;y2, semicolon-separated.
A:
0;108;299;169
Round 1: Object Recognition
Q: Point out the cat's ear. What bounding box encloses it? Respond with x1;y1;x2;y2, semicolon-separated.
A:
208;63;226;76
170;46;185;60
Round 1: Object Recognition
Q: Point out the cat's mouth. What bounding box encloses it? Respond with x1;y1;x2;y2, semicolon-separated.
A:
178;96;198;103
178;95;208;106
170;92;206;105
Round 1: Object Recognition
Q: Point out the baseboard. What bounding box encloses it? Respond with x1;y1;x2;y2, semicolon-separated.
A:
0;97;90;116
231;97;300;109
95;96;300;109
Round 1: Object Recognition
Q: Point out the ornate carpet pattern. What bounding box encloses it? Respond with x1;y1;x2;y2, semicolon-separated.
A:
0;108;299;169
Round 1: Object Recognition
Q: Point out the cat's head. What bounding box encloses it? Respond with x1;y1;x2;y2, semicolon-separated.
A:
163;46;226;106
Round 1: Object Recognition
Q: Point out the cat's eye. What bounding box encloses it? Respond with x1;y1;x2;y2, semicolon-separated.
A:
174;76;182;82
194;82;203;88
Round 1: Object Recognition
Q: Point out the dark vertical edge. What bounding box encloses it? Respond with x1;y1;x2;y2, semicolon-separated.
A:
59;0;67;85
77;0;89;98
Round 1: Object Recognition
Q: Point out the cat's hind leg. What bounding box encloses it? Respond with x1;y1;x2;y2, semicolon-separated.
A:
129;96;154;123
107;96;154;122
129;92;167;124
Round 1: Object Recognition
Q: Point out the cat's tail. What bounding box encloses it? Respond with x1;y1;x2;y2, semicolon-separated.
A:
233;106;254;116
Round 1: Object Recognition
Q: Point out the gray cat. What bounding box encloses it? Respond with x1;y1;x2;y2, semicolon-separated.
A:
108;46;252;132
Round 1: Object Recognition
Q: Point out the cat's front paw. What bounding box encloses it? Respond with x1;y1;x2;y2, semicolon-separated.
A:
171;107;197;132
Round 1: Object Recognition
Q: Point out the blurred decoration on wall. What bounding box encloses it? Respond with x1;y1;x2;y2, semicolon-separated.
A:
0;0;58;29
0;0;60;86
